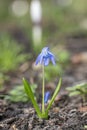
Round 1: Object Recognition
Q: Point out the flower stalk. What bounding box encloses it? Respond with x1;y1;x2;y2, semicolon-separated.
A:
42;65;45;113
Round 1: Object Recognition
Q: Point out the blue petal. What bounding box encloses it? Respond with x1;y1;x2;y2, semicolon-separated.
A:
39;54;44;65
48;51;55;57
50;56;56;65
35;53;42;65
44;58;50;66
44;91;50;103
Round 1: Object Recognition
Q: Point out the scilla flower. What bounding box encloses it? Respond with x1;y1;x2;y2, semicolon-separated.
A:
35;47;56;66
44;91;50;103
23;46;61;119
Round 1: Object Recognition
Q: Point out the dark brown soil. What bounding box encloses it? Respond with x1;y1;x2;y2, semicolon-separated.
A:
0;95;87;130
0;33;87;130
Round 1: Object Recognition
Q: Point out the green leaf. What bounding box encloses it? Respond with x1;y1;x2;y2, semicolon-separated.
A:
66;83;87;91
66;82;87;97
69;91;81;96
46;78;62;113
23;78;42;117
66;86;77;91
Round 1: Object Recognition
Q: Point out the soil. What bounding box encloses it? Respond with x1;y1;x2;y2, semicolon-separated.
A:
0;32;87;130
0;96;87;130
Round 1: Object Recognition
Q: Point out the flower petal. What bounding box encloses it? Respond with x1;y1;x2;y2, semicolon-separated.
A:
44;91;50;103
50;55;56;65
35;53;42;65
44;58;50;66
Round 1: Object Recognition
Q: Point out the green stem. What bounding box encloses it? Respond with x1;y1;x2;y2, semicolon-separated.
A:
42;65;45;113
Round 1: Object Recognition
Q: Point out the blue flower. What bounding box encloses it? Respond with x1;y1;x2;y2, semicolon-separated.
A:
35;47;56;66
44;91;50;103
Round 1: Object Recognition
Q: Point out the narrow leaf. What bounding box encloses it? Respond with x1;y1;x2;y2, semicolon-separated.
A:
46;78;62;113
23;78;42;117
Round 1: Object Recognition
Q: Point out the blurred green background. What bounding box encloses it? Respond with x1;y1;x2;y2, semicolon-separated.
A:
1;0;87;44
0;0;87;102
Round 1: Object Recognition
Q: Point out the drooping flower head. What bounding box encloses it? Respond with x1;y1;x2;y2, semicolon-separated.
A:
35;47;56;66
44;91;50;103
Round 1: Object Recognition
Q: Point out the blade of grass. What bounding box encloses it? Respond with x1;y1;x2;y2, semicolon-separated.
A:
46;78;62;113
23;78;42;117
